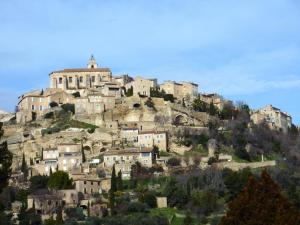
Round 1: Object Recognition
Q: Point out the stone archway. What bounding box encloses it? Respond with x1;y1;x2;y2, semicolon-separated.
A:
173;114;189;126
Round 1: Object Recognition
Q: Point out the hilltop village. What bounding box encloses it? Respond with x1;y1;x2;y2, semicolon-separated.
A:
0;56;298;225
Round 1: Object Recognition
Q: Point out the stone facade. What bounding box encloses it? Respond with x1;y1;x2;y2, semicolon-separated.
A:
103;148;153;178
120;128;139;142
251;105;292;133
160;81;198;101
49;56;112;94
16;88;74;123
137;131;167;151
200;93;232;110
75;93;115;115
74;176;110;195
57;143;83;172
126;76;158;96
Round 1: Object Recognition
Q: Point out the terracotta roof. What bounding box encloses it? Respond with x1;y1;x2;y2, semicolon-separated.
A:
50;68;111;74
103;148;153;156
138;131;166;135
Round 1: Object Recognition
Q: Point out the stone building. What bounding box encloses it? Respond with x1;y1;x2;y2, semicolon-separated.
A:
200;93;232;110
57;143;83;172
136;131;167;151
42;148;59;175
49;55;112;94
16;88;74;123
74;176;110;195
75;93;115;115
27;190;63;217
120;128;139;143
125;76;158;96
112;74;133;86
251;105;292;133
103;148;153;178
160;81;198;102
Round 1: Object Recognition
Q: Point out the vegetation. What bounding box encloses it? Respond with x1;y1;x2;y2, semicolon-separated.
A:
125;86;133;97
41;107;98;136
220;170;300;225
47;171;74;190
0;122;12;193
150;87;174;102
21;153;28;180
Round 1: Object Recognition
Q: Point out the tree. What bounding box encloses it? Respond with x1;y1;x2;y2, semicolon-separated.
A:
125;86;133;97
143;192;157;208
49;101;58;108
183;211;193;225
109;165;117;209
219;170;300;225
167;157;181;167
0;122;12;193
61;104;75;114
192;98;207;112
47;171;73;190
209;102;218;116
81;146;86;163
49;167;53;176
30;175;49;191
21;153;28;180
87;201;90;217
117;170;123;191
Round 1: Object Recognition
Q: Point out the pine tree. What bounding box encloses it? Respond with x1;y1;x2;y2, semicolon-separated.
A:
21;153;28;180
117;170;123;191
219;170;300;225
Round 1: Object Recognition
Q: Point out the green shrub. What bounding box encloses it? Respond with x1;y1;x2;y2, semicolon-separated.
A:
61;104;75;114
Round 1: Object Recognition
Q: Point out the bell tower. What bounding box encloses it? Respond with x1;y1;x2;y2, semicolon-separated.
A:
87;55;98;69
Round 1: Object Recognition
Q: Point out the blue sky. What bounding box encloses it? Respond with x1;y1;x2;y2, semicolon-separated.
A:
0;0;300;124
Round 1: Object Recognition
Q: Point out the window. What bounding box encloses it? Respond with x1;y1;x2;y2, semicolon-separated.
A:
59;77;63;84
91;188;93;193
31;105;35;110
79;76;83;83
84;181;86;185
92;76;95;82
69;77;72;83
84;188;86;194
39;106;43;111
31;97;34;102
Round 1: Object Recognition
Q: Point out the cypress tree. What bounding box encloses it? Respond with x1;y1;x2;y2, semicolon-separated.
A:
49;167;53;176
0;122;12;193
109;165;117;209
87;201;90;217
21;153;28;180
117;170;123;191
82;146;86;163
111;165;117;192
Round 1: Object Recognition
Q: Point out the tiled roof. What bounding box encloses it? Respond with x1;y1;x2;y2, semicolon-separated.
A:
50;68;111;74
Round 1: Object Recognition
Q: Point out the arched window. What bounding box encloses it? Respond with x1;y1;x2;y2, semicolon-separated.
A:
59;77;63;84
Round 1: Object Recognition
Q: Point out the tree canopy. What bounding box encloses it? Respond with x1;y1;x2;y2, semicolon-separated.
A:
219;170;300;225
47;171;73;190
